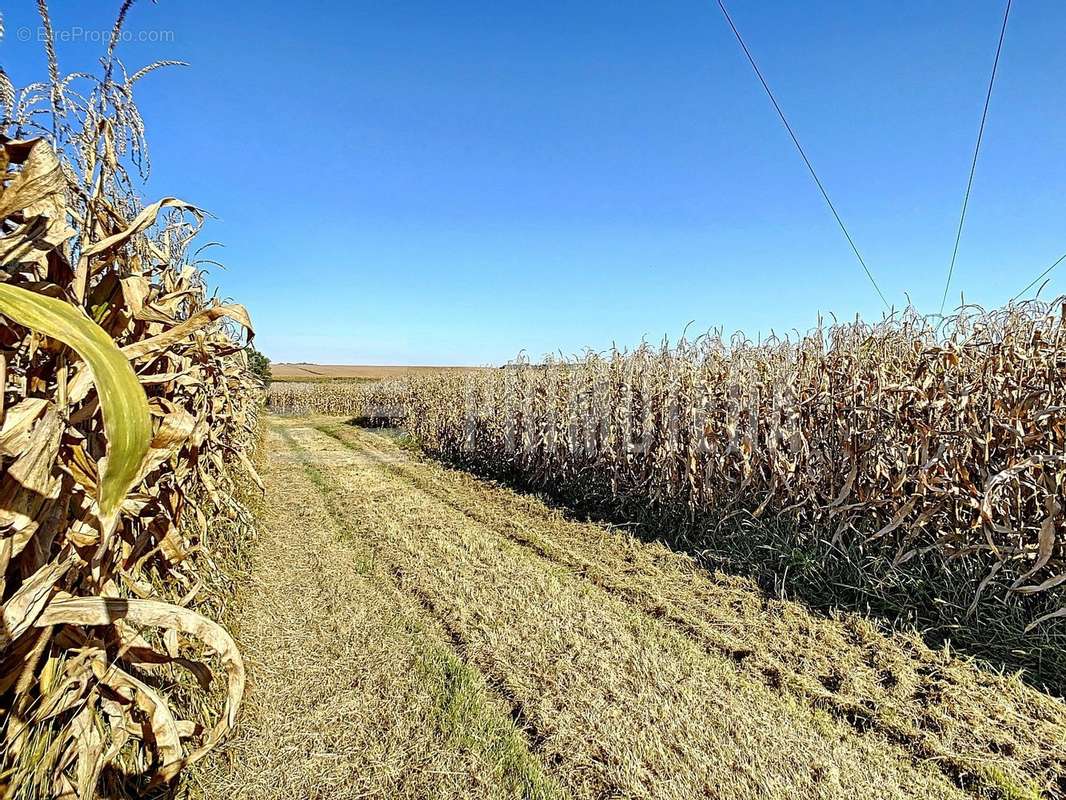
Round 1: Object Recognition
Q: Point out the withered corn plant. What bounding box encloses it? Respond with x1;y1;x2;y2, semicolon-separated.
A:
267;380;372;417
1;4;259;798
298;305;1066;640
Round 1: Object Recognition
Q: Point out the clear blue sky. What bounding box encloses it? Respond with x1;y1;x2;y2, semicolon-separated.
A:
3;1;1064;364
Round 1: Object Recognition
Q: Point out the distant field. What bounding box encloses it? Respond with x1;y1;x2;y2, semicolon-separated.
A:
270;363;483;381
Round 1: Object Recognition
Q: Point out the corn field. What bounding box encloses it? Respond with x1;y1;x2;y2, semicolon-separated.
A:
1;5;259;798
268;380;374;418
273;304;1066;633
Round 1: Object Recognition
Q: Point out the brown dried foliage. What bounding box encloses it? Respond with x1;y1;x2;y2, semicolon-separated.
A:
278;306;1066;638
1;5;258;798
268;380;377;416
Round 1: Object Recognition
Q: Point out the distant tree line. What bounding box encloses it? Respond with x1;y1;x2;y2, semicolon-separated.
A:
246;346;271;385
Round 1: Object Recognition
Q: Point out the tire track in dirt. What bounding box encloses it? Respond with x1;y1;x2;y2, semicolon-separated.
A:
312;420;1066;798
279;418;971;800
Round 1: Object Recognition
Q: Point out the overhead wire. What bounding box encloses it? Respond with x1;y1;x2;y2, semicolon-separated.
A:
939;0;1013;314
714;0;890;310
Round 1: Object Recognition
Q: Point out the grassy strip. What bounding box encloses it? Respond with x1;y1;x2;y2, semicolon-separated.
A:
415;647;563;800
275;423;568;800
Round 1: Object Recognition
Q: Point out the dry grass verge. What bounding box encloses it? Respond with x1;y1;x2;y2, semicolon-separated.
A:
186;423;563;800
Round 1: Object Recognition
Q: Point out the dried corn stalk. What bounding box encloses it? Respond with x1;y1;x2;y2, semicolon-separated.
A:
277;306;1066;631
1;4;259;798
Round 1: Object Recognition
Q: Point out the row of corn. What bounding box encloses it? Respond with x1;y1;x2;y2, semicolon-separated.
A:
271;304;1066;633
1;6;260;799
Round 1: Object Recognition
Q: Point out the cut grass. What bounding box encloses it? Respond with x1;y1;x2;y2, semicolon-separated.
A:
418;652;564;800
280;424;565;799
187;423;564;800
434;448;1066;694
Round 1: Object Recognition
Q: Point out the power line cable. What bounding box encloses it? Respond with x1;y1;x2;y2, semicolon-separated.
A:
714;0;890;310
1011;252;1066;303
939;0;1013;314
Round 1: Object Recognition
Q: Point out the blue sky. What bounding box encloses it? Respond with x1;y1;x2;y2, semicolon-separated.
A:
2;1;1064;364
